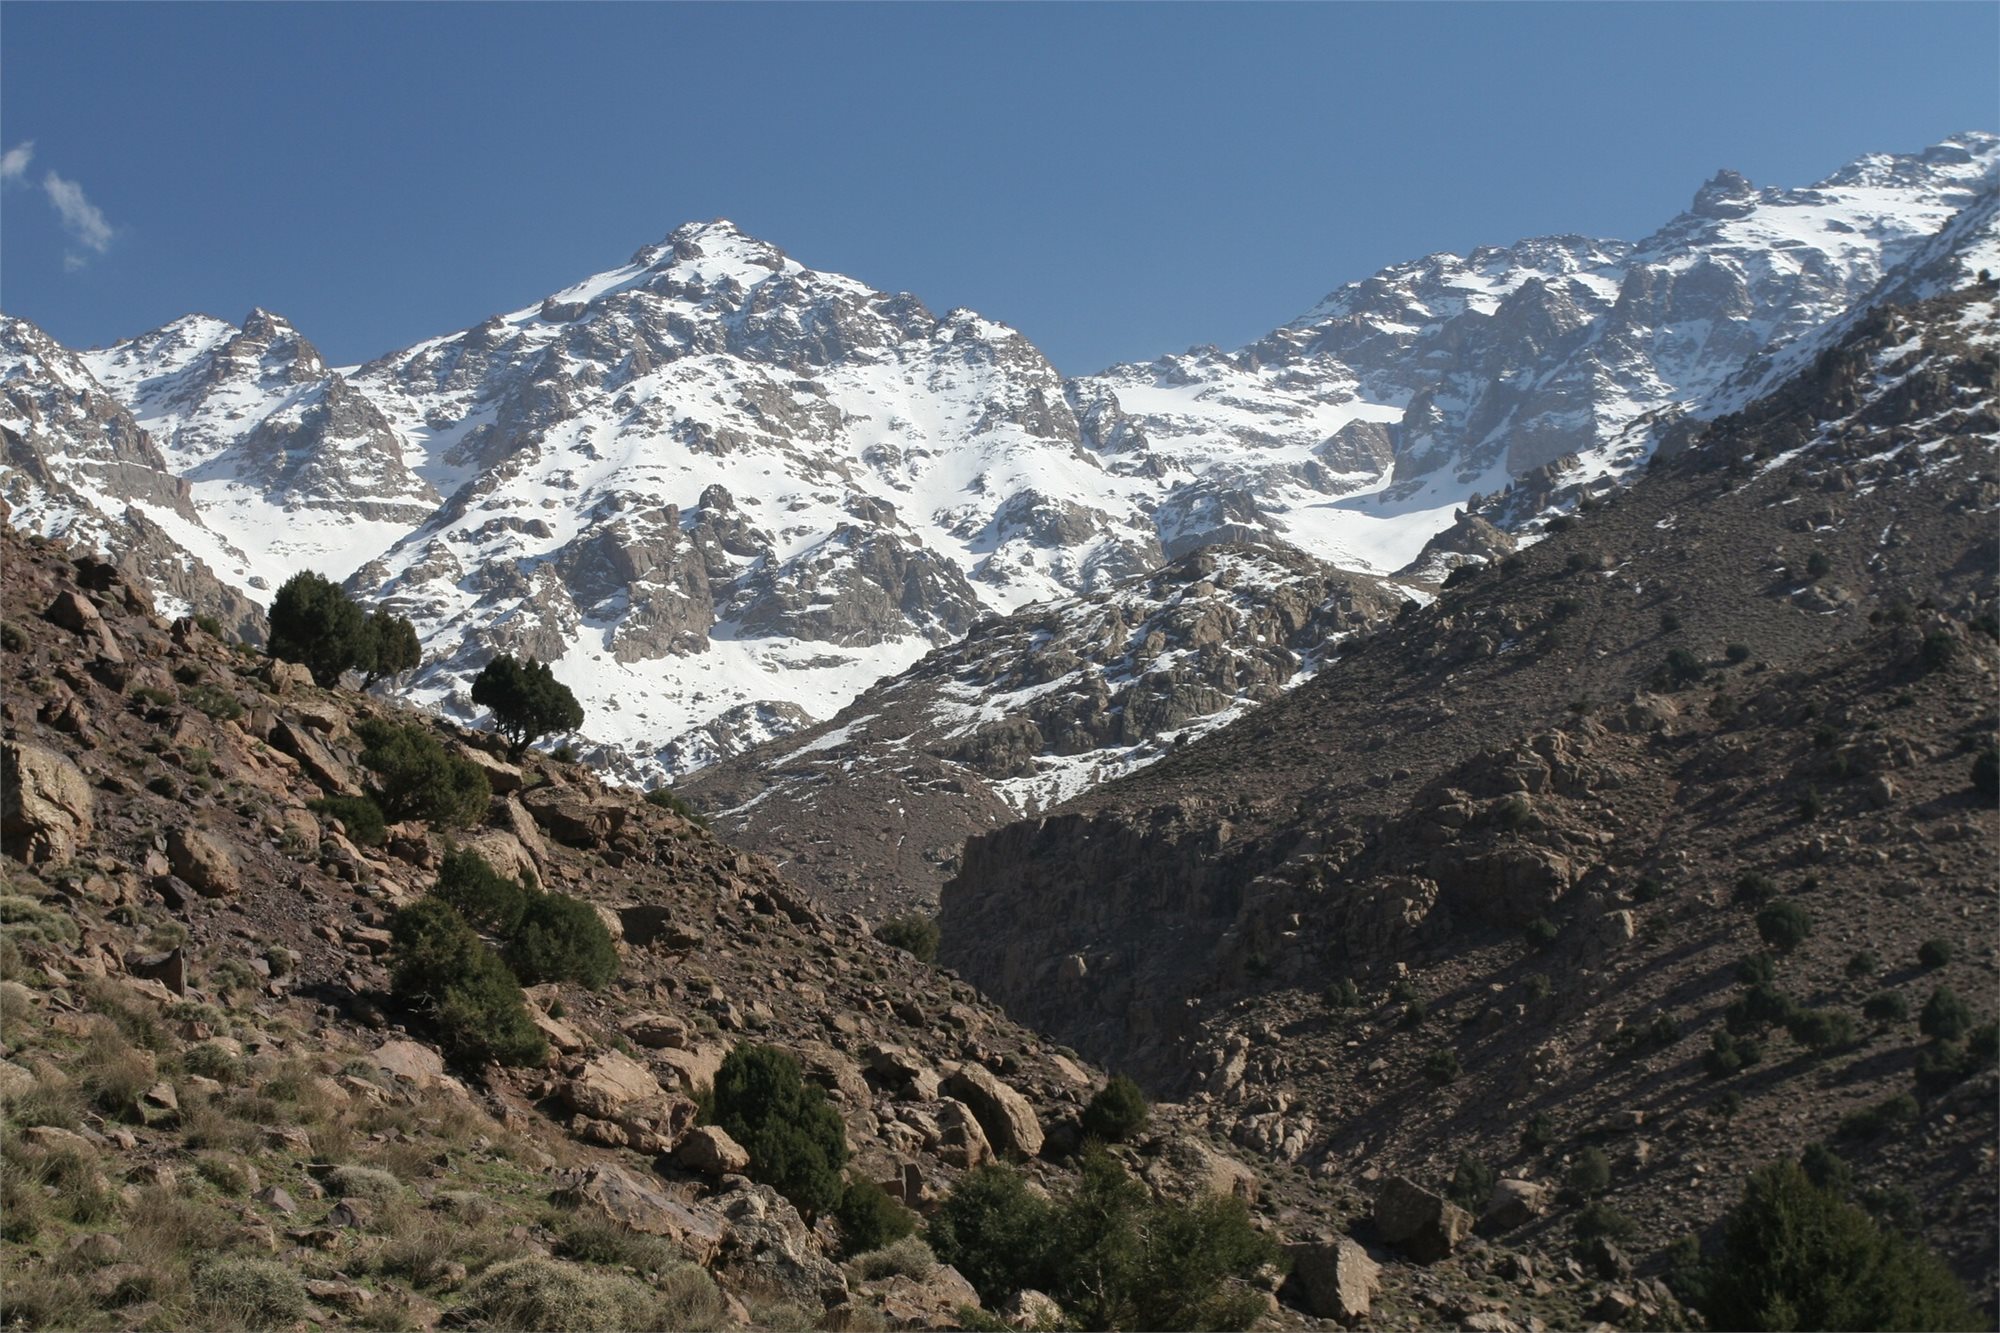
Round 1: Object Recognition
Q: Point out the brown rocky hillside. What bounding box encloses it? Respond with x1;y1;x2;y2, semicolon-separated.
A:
942;286;2000;1314
1;524;1675;1331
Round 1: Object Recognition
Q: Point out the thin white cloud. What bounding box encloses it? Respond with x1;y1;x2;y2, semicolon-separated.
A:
42;170;113;254
63;253;86;273
0;141;32;183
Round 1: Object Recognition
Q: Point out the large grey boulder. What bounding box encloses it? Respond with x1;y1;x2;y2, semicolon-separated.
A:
1373;1175;1472;1263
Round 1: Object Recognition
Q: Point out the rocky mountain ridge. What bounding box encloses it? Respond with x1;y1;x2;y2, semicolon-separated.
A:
1;133;1992;794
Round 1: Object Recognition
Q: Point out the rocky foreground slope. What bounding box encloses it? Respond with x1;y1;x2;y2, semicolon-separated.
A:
2;524;1704;1331
941;282;2000;1306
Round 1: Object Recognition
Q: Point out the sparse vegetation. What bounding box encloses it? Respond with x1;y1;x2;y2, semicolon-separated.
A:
1694;1160;1980;1332
357;717;490;827
928;1150;1277;1330
710;1044;849;1218
473;654;585;758
874;911;940;964
310;793;387;847
388;898;547;1066
1081;1074;1150;1144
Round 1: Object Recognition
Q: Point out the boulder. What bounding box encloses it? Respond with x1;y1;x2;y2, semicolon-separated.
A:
1282;1235;1380;1323
934;1098;993;1169
653;1042;728;1096
124;948;187;997
2;742;93;864
167;826;239;898
561;1051;664;1119
553;1164;727;1264
674;1125;751;1177
942;1064;1043;1159
372;1040;447;1089
1373;1176;1472;1263
1001;1290;1064;1330
623;1012;692;1049
867;1264;983;1329
269;717;362;796
715;1179;848;1310
1481;1178;1550;1231
463;831;538;889
456;744;524;794
260;659;315;693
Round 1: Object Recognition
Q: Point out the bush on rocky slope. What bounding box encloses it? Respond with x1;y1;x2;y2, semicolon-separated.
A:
928;1149;1277;1331
710;1044;848;1218
1693;1159;1981;1332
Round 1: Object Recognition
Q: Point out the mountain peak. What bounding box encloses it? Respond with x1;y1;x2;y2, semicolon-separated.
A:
1690;168;1758;219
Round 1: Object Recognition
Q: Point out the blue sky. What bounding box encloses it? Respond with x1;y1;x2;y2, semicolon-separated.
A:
2;3;1994;374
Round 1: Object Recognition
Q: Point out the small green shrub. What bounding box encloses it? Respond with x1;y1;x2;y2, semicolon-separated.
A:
1523;916;1560;950
1755;901;1812;953
926;1163;1054;1305
1918;987;1972;1042
1916;937;1954;969
309;794;387;847
1448;1153;1495;1211
847;1234;936;1282
835;1178;917;1258
711;1045;848;1218
1325;978;1361;1008
1521;1112;1557;1152
1839;1094;1919;1139
1804;551;1831;579
1574;1202;1638;1243
194;1258;309;1327
458;1257;670;1333
1736;952;1778;986
1658;647;1706;689
505;891;618;988
434;845;529;934
183;683;244;722
1705;1030;1764;1078
1524;973;1553;1001
1696;1160;1979;1332
0;894;80;945
388;899;546;1067
1567;1147;1611;1198
1725;642;1752;663
1081;1075;1150;1144
874;912;940;964
1733;871;1779;906
1845;949;1880;979
1786;1007;1857;1054
357;717;490;828
1862;991;1909;1023
1422;1048;1461;1084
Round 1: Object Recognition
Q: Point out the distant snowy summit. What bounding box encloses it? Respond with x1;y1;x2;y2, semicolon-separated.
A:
2;133;1993;784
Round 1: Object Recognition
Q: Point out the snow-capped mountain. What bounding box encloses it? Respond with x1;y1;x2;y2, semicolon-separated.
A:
1;133;1991;785
1079;131;1997;572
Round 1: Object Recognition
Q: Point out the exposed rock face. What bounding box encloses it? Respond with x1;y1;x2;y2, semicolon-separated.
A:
166;825;240;898
1;742;92;864
553;1164;728;1265
1373;1176;1473;1263
685;544;1406;915
941;1064;1043;1160
1282;1235;1381;1323
1;318;264;638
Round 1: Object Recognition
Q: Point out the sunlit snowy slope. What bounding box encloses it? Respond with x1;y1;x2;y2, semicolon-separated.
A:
2;133;1992;783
